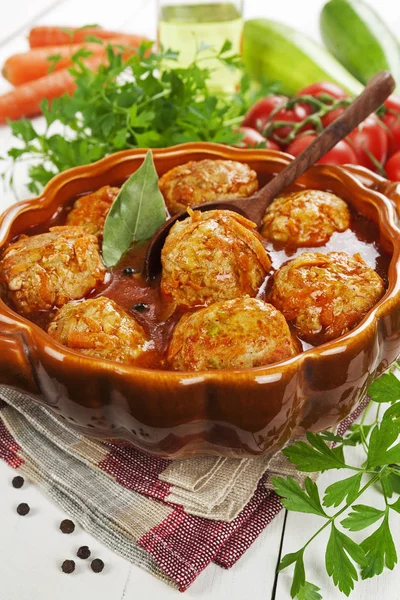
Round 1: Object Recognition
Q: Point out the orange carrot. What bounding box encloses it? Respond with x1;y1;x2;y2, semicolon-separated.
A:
3;35;143;86
0;56;103;124
29;26;149;49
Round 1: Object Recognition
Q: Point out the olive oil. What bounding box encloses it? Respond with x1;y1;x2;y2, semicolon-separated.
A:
158;2;243;92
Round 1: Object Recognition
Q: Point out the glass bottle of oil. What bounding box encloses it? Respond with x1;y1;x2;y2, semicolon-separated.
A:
158;1;244;93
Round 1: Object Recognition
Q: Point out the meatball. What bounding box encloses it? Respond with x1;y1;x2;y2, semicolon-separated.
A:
0;227;105;314
168;297;299;371
161;209;271;309
159;159;258;215
268;251;385;344
261;190;350;247
48;297;152;364
66;186;119;235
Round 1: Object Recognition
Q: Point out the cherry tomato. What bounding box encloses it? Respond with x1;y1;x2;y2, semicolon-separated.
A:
242;95;308;142
385;151;400;181
296;82;349;101
383;95;400;157
236;127;281;150
347;115;388;172
321;106;345;128
242;96;287;131
286;134;358;165
384;95;400;113
296;83;349;124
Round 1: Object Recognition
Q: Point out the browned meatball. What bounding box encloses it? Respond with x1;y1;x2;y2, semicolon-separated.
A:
0;227;105;314
161;209;271;309
159;159;258;215
66;186;119;236
261;190;350;248
268;251;385;344
168;297;299;371
48;297;152;364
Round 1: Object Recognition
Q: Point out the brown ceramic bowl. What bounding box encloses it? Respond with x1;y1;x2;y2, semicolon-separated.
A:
0;144;399;459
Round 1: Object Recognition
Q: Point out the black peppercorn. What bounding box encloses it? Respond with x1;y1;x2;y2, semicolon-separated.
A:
91;558;105;573
77;546;91;560
133;303;148;312
123;267;139;276
16;503;30;516
61;560;75;574
60;519;75;534
12;476;24;489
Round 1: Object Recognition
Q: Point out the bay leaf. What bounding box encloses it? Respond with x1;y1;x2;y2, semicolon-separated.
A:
102;150;167;267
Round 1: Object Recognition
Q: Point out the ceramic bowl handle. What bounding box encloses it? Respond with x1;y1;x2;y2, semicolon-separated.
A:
0;315;38;392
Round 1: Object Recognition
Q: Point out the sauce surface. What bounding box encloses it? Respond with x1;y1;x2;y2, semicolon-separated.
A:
3;189;392;369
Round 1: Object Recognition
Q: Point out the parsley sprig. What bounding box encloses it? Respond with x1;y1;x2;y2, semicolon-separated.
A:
273;361;400;599
2;40;277;195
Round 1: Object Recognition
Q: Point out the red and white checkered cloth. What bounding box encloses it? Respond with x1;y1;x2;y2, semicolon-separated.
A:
0;388;366;591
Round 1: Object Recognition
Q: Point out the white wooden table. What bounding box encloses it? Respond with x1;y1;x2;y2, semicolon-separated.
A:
0;2;399;599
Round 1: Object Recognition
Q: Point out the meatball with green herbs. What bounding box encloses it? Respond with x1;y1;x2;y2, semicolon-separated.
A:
261;190;350;248
0;226;105;314
161;209;271;309
168;297;300;371
268;251;385;344
48;297;153;365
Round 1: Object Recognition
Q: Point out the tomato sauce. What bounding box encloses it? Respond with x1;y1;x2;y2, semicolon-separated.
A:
3;192;392;365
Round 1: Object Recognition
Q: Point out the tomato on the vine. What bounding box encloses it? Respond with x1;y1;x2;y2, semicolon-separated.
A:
236;127;280;150
286;134;358;165
385;151;400;181
384;95;400;113
242;95;309;143
321;107;345;128
382;95;400;157
296;82;349;101
347;115;388;172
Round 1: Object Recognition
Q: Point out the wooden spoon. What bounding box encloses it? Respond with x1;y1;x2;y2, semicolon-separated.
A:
145;71;395;280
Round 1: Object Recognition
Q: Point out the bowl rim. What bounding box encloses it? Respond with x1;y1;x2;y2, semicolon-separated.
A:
0;142;399;384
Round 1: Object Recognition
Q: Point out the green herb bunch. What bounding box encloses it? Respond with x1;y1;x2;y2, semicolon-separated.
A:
2;40;275;195
273;362;400;599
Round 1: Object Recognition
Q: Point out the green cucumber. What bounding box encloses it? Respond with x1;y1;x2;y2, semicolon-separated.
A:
320;0;400;89
242;19;363;96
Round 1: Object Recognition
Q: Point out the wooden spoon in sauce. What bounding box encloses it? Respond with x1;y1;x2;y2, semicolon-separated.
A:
145;71;395;280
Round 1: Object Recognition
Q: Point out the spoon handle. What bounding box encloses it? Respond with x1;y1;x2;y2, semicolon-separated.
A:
250;71;395;216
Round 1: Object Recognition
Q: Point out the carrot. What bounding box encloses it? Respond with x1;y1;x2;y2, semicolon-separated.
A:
29;26;149;49
3;42;103;86
0;56;103;124
3;35;142;86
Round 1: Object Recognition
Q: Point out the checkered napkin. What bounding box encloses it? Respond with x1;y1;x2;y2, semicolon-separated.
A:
0;386;366;592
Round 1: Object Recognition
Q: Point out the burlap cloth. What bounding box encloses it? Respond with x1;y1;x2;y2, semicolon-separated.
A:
0;385;366;591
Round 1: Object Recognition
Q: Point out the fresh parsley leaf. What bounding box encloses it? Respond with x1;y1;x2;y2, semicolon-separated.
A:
3;41;277;195
283;432;345;472
368;372;400;403
323;472;362;508
8;119;37;143
341;504;385;531
344;423;373;446
367;413;400;468
325;525;366;595
291;552;306;599
390;496;400;513
272;476;327;517
360;513;397;578
278;549;303;571
278;549;310;599
296;582;322;600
